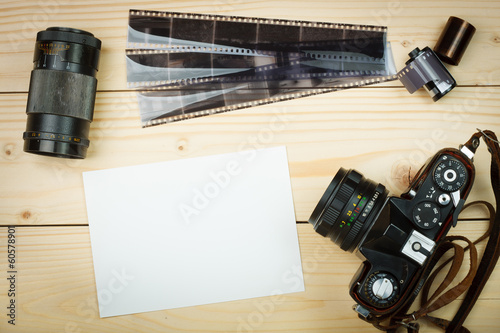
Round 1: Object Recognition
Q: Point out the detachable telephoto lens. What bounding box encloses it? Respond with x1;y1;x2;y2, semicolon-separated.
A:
23;27;101;159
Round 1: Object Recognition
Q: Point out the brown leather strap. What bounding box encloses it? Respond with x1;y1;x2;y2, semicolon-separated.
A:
424;315;470;333
385;201;495;332
388;235;479;330
367;130;500;332
446;130;500;332
366;235;478;332
419;236;477;315
421;201;494;303
420;200;496;312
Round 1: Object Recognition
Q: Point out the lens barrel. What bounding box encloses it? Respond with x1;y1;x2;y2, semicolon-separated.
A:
308;168;388;252
23;27;101;159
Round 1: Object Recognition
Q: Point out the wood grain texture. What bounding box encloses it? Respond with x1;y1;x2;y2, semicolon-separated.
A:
0;225;499;332
1;1;500;332
0;88;498;225
0;0;499;92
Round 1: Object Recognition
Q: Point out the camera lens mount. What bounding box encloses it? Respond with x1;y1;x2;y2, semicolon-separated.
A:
308;168;389;252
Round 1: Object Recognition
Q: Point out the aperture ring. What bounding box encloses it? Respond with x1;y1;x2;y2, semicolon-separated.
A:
23;131;89;147
338;181;375;249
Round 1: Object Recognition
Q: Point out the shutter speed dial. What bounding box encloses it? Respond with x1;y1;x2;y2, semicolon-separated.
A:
364;272;400;308
433;157;468;192
413;201;441;229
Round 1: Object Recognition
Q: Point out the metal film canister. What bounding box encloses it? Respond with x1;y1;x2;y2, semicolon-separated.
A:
23;27;101;159
434;16;476;66
397;47;456;102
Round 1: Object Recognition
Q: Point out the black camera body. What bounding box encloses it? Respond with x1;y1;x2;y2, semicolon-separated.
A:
308;144;475;317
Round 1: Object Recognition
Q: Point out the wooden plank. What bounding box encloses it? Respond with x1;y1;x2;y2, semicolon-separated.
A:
0;224;498;332
0;0;499;92
1;2;500;332
1;87;498;225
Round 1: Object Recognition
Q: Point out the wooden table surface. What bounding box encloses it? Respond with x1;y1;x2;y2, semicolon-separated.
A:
1;1;500;332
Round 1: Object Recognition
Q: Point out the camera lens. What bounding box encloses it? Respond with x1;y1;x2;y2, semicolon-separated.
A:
23;27;101;159
308;168;388;252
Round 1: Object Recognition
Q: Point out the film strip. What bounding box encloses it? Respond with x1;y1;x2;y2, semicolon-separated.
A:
127;9;397;127
127;9;388;51
126;49;390;88
137;75;394;127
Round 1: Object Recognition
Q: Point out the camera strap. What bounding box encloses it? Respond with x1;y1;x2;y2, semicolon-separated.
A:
444;129;500;332
365;130;500;332
398;201;494;332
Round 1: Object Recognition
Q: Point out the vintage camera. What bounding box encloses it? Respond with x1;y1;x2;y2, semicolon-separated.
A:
308;143;476;318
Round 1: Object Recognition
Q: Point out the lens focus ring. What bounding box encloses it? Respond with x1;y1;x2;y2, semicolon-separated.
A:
308;169;388;252
316;170;360;238
26;70;97;121
324;173;359;238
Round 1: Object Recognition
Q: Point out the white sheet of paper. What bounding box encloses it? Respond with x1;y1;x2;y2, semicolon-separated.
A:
83;146;304;317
